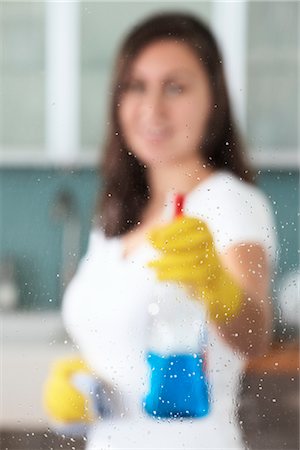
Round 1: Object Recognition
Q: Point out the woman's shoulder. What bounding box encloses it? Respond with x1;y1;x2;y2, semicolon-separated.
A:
186;170;278;262
88;227;107;245
84;227;119;260
187;169;272;214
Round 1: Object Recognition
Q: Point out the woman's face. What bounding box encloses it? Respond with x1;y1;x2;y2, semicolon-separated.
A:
118;39;212;167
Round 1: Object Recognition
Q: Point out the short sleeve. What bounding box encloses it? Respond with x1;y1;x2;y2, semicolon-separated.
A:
185;174;278;268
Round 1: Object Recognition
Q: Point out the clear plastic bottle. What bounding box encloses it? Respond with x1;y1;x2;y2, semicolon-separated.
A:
143;195;210;419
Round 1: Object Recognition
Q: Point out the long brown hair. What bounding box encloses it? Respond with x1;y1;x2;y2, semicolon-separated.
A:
97;12;253;237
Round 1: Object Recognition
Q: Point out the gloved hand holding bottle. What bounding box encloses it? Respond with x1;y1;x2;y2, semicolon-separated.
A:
148;196;243;323
43;357;113;436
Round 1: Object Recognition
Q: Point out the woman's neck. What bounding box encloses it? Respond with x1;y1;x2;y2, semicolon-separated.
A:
147;158;215;207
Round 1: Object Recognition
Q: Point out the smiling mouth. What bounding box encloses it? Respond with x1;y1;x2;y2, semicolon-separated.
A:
141;128;171;142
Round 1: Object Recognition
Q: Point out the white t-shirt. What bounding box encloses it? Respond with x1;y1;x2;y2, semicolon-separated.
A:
62;170;278;449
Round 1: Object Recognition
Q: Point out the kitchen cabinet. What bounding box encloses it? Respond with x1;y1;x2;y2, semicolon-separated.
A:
1;2;298;168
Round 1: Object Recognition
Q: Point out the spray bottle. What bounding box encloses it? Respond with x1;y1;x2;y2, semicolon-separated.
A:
143;194;210;419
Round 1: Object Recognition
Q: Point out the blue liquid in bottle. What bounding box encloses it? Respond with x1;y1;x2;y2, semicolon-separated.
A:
144;352;210;418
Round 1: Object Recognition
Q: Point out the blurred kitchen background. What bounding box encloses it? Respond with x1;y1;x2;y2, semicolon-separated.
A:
0;1;299;449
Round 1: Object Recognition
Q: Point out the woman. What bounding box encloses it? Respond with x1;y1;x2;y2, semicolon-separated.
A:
45;12;277;449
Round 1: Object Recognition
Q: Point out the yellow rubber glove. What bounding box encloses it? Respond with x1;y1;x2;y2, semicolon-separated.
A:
148;216;243;322
43;357;96;425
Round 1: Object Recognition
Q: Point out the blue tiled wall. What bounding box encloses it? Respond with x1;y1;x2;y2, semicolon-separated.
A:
0;168;298;310
0;168;100;310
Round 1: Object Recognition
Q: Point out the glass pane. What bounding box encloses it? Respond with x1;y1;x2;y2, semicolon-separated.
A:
246;1;299;151
0;2;45;150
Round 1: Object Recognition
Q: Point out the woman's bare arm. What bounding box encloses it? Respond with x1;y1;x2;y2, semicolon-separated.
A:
215;243;273;357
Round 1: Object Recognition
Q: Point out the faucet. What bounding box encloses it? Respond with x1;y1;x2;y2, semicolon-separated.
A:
51;189;80;299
